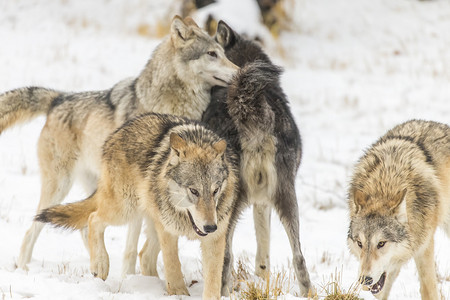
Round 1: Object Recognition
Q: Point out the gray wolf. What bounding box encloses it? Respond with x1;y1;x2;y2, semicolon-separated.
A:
0;16;238;274
347;119;450;299
201;21;312;296
35;113;239;300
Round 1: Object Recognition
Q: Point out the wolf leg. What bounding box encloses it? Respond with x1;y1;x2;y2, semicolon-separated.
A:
222;194;250;296
201;234;226;300
414;238;439;300
139;217;160;277
17;144;75;270
121;217;142;277
274;187;312;297
221;217;239;296
18;180;74;269
221;217;237;296
17;222;45;270
154;220;189;295
88;211;109;280
281;217;312;296
282;218;312;297
79;170;99;251
253;203;271;279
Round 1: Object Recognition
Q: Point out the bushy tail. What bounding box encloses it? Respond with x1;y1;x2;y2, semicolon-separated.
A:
35;196;97;230
226;60;282;134
0;87;62;133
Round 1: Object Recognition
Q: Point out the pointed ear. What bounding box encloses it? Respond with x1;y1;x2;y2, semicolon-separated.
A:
391;189;408;222
171;15;193;47
170;133;187;155
390;189;407;212
352;188;369;214
213;139;227;156
183;16;199;28
215;20;236;48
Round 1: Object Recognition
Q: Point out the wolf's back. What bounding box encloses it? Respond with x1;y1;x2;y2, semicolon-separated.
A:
383;120;450;158
0;87;62;133
382;119;448;144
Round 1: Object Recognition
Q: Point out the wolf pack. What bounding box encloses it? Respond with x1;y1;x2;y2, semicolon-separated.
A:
1;15;449;300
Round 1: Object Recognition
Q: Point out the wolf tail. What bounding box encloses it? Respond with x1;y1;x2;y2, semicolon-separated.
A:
34;195;97;230
226;60;282;133
0;87;62;133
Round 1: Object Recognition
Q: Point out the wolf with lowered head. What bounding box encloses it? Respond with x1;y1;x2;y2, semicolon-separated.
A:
347;119;450;299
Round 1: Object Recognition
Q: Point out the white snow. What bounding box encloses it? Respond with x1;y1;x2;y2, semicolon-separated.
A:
0;0;449;299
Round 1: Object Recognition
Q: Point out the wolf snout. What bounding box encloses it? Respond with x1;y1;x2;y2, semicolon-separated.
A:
217;63;239;85
203;224;217;233
359;273;386;295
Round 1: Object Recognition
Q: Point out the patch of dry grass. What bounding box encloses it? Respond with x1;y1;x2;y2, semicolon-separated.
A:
230;257;293;300
240;271;292;300
316;268;362;300
54;261;89;277
229;257;362;300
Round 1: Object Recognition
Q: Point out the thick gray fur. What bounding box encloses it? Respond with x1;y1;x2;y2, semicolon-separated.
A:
202;21;312;297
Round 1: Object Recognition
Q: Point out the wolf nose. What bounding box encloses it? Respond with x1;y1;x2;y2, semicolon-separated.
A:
203;224;217;233
360;276;373;286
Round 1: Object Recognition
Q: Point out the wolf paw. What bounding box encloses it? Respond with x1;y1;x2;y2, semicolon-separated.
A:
121;251;137;277
167;282;190;296
140;259;159;277
16;261;29;271
91;261;109;280
302;285;317;298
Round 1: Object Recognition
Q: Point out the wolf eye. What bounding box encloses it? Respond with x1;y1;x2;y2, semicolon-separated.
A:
213;187;219;195
207;51;217;58
357;241;362;248
189;188;199;197
377;241;386;249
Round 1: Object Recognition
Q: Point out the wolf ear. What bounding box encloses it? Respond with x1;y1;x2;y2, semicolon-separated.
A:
213;139;227;156
352;188;369;214
390;188;407;212
215;20;236;48
171;15;193;47
170;133;187;160
183;16;199;28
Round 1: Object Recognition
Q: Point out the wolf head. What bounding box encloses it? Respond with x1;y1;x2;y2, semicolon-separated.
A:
214;20;272;67
347;188;412;298
166;131;229;237
170;16;239;87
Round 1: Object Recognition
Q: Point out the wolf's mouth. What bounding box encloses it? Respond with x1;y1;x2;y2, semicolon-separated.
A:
213;76;229;85
187;210;207;237
370;272;386;294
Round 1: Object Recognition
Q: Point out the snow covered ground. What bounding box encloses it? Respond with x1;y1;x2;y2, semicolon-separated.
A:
0;0;449;299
